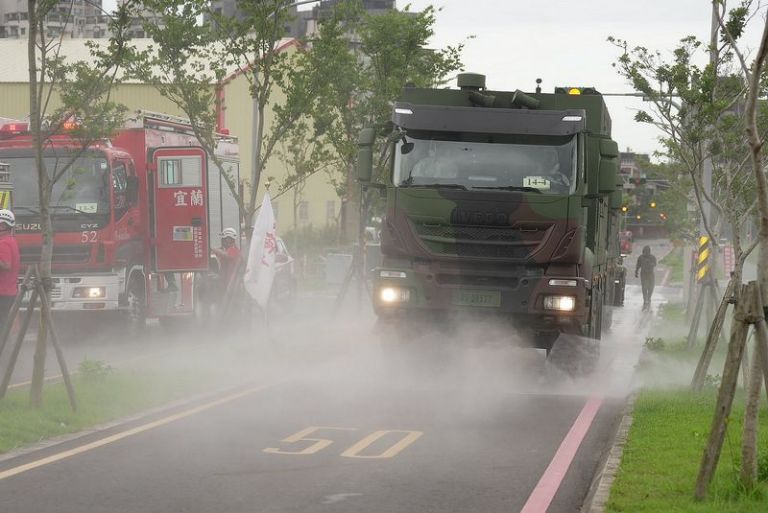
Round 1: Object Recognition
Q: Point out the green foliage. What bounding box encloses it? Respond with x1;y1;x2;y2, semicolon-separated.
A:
758;450;768;482
644;336;667;352
306;2;466;228
609;3;765;257
78;358;113;381
703;373;722;390
659;301;686;323
283;224;341;258
660;246;685;284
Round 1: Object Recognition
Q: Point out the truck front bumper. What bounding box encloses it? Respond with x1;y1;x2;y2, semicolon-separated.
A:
22;273;121;311
372;267;591;332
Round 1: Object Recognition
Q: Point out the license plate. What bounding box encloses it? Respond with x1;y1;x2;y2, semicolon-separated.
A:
452;289;501;308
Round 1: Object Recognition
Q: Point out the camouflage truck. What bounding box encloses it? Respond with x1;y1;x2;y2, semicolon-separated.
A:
357;73;624;372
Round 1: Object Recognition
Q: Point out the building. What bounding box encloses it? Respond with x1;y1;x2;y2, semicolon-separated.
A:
0;0;165;40
0;37;341;232
205;0;395;38
619;151;648;182
0;0;105;39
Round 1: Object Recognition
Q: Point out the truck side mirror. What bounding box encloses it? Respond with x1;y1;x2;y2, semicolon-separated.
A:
598;139;619;194
126;176;139;204
357;128;376;183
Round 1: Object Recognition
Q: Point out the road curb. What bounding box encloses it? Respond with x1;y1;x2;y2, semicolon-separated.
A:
582;392;637;513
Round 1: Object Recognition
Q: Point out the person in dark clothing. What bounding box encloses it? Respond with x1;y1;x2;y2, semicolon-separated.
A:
635;245;657;309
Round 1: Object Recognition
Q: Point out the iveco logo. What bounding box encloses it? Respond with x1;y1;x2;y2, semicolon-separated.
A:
450;209;510;226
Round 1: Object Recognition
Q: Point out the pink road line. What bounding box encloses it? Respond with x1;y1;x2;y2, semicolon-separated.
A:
519;397;604;513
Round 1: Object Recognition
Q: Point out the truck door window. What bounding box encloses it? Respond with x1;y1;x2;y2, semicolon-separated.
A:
159;157;202;187
112;162;129;219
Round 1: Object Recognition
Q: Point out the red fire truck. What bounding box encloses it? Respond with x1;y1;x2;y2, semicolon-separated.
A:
0;111;241;327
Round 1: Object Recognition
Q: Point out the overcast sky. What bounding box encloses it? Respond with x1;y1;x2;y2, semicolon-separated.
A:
398;0;766;158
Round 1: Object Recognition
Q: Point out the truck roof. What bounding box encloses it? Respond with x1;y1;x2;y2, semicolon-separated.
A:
398;86;611;138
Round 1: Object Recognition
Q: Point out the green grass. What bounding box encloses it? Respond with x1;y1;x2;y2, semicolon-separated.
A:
606;389;768;513
659;301;686;324
0;368;215;453
660;246;685;285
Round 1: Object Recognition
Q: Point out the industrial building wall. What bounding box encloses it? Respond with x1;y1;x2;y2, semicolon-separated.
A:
0;83;189;120
222;65;341;233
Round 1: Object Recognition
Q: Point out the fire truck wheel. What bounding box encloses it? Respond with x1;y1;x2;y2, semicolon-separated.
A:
127;275;147;331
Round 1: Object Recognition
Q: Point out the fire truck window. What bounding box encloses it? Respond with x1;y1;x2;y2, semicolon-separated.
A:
112;163;129;219
159;157;202;187
160;159;182;186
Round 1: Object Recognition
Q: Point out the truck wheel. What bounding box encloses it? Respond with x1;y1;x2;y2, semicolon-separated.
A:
545;332;599;378
127;275;147;332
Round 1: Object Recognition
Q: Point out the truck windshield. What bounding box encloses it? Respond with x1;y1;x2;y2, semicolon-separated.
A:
394;132;577;194
4;155;110;215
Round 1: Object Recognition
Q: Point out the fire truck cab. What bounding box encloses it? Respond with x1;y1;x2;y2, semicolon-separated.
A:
0;111;241;327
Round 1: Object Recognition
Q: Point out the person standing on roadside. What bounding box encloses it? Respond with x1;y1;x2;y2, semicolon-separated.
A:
212;228;242;296
635;245;657;310
0;209;19;328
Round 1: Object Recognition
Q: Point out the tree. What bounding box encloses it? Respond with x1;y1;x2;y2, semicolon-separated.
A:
135;0;331;232
610;6;761;341
306;2;466;240
613;0;768;497
717;0;768;491
276;119;336;255
24;0;138;407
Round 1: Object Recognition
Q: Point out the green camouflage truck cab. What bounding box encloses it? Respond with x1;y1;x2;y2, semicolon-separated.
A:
358;73;624;355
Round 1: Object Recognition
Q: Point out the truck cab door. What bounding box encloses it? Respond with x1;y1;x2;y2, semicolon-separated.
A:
150;147;209;272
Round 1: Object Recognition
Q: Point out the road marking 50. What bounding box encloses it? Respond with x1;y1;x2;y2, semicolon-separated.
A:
264;426;423;459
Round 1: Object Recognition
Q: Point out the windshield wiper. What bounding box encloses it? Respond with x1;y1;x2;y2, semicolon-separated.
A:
472;186;543;194
403;183;469;190
13;206;41;215
50;205;99;216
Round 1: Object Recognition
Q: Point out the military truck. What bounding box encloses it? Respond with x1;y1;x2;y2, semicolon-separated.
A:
357;73;624;372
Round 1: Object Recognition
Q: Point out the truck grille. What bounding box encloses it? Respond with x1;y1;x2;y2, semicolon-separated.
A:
20;245;91;265
411;222;552;260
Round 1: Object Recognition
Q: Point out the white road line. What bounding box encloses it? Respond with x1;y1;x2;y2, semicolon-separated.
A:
0;382;279;481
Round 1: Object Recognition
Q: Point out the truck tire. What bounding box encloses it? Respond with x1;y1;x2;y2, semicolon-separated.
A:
545;333;599;377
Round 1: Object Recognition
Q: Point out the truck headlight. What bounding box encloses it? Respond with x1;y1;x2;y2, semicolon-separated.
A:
73;286;106;299
544;295;576;312
379;287;410;304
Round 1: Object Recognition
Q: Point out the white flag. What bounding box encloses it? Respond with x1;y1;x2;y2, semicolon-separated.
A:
244;192;277;308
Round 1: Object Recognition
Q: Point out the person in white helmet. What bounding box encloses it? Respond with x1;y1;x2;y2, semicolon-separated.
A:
212;227;241;294
0;209;19;328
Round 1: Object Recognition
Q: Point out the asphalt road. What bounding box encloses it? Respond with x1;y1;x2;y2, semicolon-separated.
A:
0;244;670;513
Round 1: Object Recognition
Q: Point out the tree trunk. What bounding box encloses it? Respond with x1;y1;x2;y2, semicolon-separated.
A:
695;283;751;500
691;279;735;391
247;99;267;223
741;332;763;488
27;0;53;408
342;161;359;243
